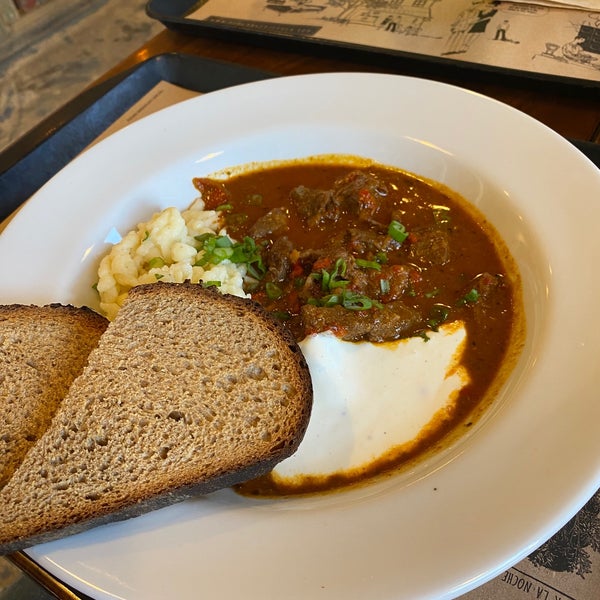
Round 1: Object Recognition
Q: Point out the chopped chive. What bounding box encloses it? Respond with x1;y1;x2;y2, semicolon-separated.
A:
342;292;382;311
356;258;382;271
457;288;480;306
388;220;408;244
194;233;265;278
312;290;382;311
427;304;450;331
320;294;341;308
314;257;350;293
265;282;283;300
147;257;165;269
194;232;214;243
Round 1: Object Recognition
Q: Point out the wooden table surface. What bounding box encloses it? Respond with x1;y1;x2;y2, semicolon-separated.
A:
99;26;600;143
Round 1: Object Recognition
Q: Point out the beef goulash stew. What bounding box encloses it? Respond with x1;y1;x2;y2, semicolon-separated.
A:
197;157;523;495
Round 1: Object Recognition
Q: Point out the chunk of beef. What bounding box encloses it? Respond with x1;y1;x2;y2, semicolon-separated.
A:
301;300;420;342
305;248;373;299
377;264;414;302
345;228;401;256
249;207;289;239
332;171;388;223
297;237;355;280
409;228;451;266
290;186;340;228
296;239;415;304
468;273;506;326
290;170;388;228
265;236;294;283
471;272;501;300
296;248;359;300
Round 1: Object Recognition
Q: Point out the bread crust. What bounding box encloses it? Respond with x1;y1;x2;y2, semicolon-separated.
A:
0;284;312;554
0;303;108;489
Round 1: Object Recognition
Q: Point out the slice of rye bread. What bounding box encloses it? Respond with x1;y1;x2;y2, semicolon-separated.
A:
0;283;313;554
0;304;108;489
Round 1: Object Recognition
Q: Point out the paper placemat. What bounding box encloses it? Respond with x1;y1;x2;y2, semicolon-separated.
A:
182;0;600;84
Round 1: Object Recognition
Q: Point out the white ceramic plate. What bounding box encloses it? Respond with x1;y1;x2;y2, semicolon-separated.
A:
2;73;600;600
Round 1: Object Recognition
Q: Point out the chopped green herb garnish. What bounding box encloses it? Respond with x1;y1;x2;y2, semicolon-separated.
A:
388;220;408;244
380;279;390;295
265;282;283;300
424;288;440;299
314;258;349;293
194;234;265;279
202;280;221;288
457;288;480;306
194;232;214;243
341;291;383;311
310;289;382;311
215;203;234;211
427;304;450;330
147;257;165;269
293;276;305;289
356;258;382;271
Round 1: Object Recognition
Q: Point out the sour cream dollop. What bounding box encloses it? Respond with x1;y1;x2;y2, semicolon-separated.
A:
272;321;469;481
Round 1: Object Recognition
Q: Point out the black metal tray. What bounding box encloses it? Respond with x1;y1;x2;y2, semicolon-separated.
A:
145;0;600;91
0;53;274;222
1;51;597;225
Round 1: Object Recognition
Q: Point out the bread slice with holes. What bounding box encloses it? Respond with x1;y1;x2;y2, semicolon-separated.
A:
0;303;108;490
0;283;312;554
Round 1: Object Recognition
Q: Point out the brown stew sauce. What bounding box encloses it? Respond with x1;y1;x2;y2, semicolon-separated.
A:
193;158;524;497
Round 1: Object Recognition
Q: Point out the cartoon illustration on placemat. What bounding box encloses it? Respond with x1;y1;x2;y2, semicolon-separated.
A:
535;12;600;72
186;0;600;85
266;0;326;15
268;0;442;37
441;0;499;55
329;0;440;36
